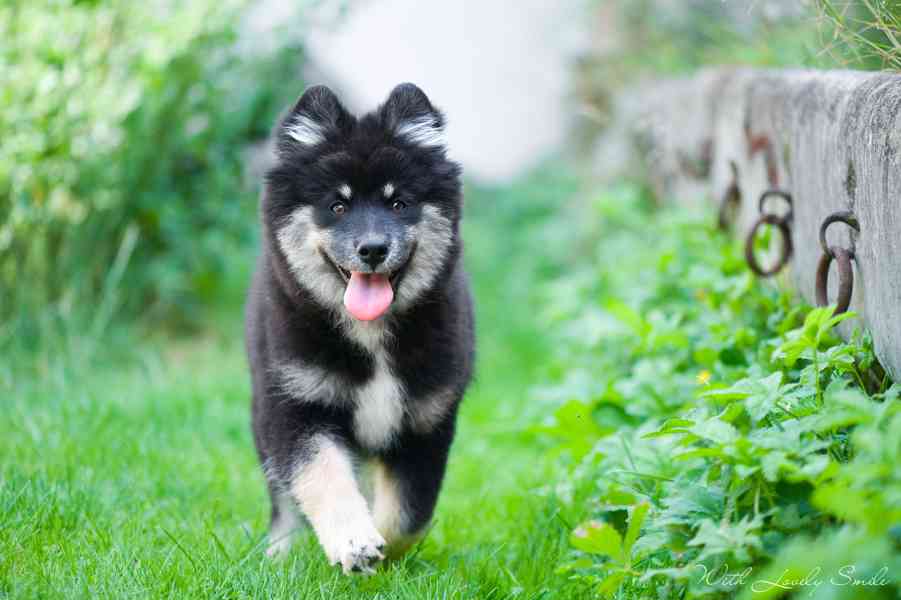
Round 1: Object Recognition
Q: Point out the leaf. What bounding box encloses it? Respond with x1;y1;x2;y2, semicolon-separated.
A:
813;384;877;431
598;488;637;509
776;305;805;335
539;400;605;458
700;381;751;402
760;450;791;482
687;515;763;563
822;344;856;372
596;570;627;597
554;400;598;430
674;447;725;461
623;502;650;560
693;346;718;366
773;336;811;367
571;520;624;561
719;345;747;366
642;418;694;439
690;417;739;444
605;300;649;338
803;305;835;335
743;372;784;422
820;309;857;338
719;402;745;423
811;483;875;530
656;485;725;528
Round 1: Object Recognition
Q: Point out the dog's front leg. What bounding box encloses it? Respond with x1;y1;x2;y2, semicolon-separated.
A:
291;434;386;573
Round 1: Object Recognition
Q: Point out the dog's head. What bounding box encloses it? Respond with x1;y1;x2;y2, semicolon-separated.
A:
264;83;462;321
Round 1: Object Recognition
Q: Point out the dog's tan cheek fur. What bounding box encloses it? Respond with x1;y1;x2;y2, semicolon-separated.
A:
276;206;344;310
394;205;453;309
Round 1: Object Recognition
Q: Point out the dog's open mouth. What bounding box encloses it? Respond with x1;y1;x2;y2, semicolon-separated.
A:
319;248;414;321
342;272;393;321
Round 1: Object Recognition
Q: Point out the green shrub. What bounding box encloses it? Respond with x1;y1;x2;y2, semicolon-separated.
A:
538;187;899;599
0;0;304;355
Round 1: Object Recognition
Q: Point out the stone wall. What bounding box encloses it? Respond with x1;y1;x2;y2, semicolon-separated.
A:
632;68;901;380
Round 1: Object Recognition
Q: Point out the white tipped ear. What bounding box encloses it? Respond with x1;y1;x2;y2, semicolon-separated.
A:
381;83;446;149
280;85;350;150
286;114;327;146
396;115;446;148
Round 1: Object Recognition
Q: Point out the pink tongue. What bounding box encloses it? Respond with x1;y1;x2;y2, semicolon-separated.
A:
343;272;394;321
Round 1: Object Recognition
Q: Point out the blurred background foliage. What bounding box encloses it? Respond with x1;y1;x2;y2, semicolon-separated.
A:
817;0;901;70
0;0;303;358
573;0;901;149
3;0;900;361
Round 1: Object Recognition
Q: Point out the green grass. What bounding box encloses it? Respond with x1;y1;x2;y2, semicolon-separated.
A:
5;170;899;600
0;170;590;599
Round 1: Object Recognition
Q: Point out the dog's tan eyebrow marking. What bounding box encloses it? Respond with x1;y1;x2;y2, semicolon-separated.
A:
338;183;352;199
383;182;395;199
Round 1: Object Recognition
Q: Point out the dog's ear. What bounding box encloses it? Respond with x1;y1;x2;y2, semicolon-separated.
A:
380;83;446;149
279;85;351;151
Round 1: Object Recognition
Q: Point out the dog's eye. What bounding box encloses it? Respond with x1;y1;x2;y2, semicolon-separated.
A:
392;200;407;212
330;202;346;215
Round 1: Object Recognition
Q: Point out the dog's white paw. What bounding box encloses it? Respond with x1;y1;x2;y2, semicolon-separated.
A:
323;522;386;574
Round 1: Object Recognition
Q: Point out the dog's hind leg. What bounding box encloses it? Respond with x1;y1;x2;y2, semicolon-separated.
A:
266;490;301;557
289;434;386;573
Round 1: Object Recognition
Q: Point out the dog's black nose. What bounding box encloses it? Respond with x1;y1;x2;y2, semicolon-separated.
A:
357;238;389;268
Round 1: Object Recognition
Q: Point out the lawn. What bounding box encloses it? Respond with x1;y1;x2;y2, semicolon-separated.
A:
4;169;900;600
0;171;591;600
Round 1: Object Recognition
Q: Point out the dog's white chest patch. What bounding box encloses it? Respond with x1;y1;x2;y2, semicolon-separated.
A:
353;353;405;450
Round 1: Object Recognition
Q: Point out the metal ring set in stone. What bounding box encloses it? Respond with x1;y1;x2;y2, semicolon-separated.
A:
816;211;860;315
744;190;793;277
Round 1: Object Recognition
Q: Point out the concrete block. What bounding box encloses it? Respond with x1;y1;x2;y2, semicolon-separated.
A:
632;68;901;380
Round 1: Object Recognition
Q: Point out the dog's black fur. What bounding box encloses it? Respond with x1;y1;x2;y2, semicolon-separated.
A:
245;83;474;572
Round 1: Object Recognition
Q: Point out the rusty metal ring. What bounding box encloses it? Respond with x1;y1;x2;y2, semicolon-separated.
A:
758;189;793;222
816;245;854;314
744;213;793;277
819;211;860;258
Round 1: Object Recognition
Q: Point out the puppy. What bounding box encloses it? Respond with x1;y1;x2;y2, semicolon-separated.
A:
245;83;474;573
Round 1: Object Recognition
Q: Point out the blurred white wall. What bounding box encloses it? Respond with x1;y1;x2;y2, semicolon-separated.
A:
294;0;583;183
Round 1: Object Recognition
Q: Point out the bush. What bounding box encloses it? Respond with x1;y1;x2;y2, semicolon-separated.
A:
0;0;304;355
537;187;900;599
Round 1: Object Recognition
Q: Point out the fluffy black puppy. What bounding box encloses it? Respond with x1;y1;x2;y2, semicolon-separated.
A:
245;83;474;573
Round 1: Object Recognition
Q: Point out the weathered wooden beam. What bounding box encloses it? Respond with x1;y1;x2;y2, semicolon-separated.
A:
634;68;901;381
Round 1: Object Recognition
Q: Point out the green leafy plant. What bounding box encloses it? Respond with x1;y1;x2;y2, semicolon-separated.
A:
568;503;650;594
0;0;305;358
537;187;899;599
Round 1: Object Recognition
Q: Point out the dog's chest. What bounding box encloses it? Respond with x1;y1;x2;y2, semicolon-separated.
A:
277;320;438;449
352;352;405;450
339;320;407;450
